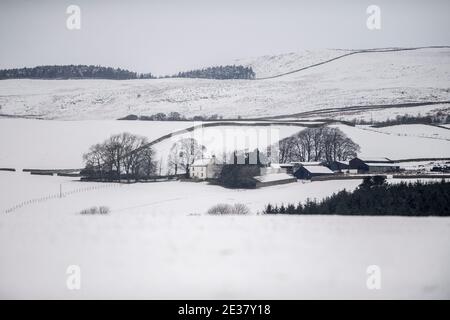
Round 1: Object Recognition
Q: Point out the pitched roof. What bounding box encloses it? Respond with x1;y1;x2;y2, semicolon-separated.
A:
333;160;350;165
253;173;296;183
271;163;294;167
291;161;322;166
357;157;392;163
301;165;334;174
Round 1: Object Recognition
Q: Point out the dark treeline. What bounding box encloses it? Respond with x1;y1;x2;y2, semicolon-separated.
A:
119;112;223;121
1;64;255;80
264;177;450;216
0;65;154;80
171;65;255;80
354;112;450;127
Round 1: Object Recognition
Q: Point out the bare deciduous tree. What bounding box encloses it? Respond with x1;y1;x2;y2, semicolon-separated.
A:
82;132;157;181
275;127;360;163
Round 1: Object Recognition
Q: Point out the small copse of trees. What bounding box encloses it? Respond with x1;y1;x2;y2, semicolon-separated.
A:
172;65;255;80
276;127;360;163
81;133;157;181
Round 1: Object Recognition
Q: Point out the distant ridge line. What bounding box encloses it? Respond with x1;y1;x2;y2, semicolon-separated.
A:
255;46;450;80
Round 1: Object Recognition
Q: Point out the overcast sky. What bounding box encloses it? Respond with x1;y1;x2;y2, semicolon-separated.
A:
0;0;449;75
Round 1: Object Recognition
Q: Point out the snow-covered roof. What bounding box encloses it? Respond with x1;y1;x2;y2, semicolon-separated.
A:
253;173;296;183
357;157;392;163
291;161;322;166
271;163;294;168
302;165;334;174
333;160;349;165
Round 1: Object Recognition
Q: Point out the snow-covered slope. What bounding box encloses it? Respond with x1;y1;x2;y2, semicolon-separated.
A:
364;124;450;141
1;171;449;299
333;124;450;160
233;49;350;78
0;47;449;120
0;119;194;169
1;119;449;170
0;119;305;169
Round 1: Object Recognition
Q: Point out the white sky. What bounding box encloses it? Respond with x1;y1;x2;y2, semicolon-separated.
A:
0;0;449;75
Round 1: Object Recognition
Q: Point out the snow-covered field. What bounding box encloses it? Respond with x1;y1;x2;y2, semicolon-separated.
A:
333;124;450;159
1;119;449;171
1;171;449;299
331;103;450;123
0;118;192;169
0;118;306;170
0;47;449;121
367;124;450;140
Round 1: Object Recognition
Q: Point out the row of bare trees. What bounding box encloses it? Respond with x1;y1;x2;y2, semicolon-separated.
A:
82;133;157;181
276;127;360;163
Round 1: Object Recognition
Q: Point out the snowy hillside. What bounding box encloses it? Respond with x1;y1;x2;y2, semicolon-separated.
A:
0;47;449;121
363;124;450;141
0;119;305;169
1;119;449;171
233;49;350;78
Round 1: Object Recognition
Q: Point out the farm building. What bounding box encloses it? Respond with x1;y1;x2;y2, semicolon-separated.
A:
291;161;322;167
322;160;350;172
349;157;400;173
294;165;334;180
279;163;294;174
252;173;297;187
190;156;223;180
261;163;290;175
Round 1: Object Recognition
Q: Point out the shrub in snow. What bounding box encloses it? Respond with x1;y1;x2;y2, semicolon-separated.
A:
233;203;250;215
207;203;250;215
207;204;233;215
80;206;110;215
99;206;110;214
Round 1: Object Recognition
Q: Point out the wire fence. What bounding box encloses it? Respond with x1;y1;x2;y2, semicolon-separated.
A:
3;183;123;214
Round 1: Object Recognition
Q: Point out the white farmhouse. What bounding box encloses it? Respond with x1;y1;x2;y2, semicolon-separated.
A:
189;156;222;180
